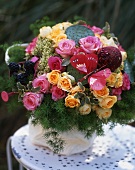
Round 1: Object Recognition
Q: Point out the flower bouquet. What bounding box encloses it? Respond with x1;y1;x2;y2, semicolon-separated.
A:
1;18;135;155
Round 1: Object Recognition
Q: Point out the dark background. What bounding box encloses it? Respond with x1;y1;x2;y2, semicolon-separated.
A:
0;0;135;169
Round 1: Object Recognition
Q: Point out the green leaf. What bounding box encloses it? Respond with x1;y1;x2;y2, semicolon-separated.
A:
85;96;90;104
31;86;41;92
17;82;26;90
77;82;85;90
61;57;70;66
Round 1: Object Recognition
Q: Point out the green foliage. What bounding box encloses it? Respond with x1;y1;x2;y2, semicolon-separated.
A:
30;16;56;36
31;94;106;153
8;46;26;63
127;45;135;63
111;85;135;124
44;130;64;154
67;64;87;84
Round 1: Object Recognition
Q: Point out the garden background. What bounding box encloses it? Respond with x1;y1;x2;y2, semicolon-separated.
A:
0;0;135;169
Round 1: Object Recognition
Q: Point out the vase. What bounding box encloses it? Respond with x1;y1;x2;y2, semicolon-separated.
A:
5;43;28;65
28;118;97;156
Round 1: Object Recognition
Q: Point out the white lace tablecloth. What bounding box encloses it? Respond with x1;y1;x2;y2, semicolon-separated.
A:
11;124;135;170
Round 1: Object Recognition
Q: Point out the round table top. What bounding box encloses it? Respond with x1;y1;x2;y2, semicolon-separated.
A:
11;124;135;170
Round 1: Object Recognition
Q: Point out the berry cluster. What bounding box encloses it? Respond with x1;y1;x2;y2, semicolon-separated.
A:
8;61;35;85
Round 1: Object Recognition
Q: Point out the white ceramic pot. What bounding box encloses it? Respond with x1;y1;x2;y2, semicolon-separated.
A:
28;118;97;156
5;43;28;65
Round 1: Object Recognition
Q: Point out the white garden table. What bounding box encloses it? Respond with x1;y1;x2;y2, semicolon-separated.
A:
7;124;135;170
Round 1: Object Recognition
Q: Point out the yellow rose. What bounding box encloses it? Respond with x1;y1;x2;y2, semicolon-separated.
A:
106;73;117;87
65;95;80;108
52;22;72;31
53;33;67;47
115;72;123;88
58;76;72;92
95;106;112;119
98;95;117;109
39;26;52;37
47;70;61;85
79;104;91;115
92;86;109;98
47;28;64;40
69;85;85;95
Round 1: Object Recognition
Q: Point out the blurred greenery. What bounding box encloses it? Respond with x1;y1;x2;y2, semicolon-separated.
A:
0;0;135;169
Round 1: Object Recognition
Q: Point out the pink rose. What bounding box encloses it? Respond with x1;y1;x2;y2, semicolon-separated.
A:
32;74;50;93
48;56;65;71
23;92;43;111
51;85;66;101
79;36;102;53
90;26;104;35
72;47;86;55
25;37;37;55
55;39;75;58
122;73;130;90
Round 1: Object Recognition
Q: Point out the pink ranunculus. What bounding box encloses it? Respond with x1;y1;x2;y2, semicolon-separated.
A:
48;56;65;71
51;85;66;101
55;39;75;58
90;26;104;35
79;36;102;53
32;74;50;93
25;37;38;55
111;87;122;100
122;73;130;91
23;92;43;111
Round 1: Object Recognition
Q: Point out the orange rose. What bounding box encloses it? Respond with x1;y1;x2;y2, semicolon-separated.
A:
98;95;117;109
79;104;91;115
92;86;109;98
58;76;72;92
69;85;85;95
47;28;64;39
65;95;80;108
95;106;112;119
106;73;117;87
47;70;61;85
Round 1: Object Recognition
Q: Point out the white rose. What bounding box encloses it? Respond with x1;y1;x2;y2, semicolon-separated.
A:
100;36;117;47
79;104;91;115
39;26;52;37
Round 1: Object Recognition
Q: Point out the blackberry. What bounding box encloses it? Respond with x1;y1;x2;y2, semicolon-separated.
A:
24;61;35;75
16;73;28;85
8;62;20;73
